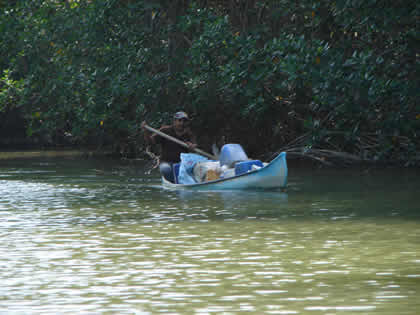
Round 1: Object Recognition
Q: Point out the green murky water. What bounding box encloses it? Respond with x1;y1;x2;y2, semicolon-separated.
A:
0;157;419;314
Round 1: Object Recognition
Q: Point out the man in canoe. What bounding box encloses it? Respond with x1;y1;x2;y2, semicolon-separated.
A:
141;111;198;183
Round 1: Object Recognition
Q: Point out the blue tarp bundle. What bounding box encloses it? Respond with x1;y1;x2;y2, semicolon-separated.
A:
178;153;208;184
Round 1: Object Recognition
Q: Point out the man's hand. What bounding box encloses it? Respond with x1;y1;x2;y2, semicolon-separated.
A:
186;142;197;150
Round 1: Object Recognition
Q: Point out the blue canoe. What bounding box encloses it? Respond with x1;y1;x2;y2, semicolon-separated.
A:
162;152;287;190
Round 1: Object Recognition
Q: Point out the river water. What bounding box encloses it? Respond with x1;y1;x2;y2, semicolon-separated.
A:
0;156;419;314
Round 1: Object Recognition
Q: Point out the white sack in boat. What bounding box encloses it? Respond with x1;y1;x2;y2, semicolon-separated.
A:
193;161;221;183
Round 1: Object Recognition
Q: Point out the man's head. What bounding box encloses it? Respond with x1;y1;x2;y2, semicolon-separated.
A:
173;111;190;131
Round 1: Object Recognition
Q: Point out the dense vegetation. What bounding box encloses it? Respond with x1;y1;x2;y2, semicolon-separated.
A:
1;0;419;165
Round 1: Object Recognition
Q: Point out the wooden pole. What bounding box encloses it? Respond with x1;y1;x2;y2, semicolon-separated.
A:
143;124;217;160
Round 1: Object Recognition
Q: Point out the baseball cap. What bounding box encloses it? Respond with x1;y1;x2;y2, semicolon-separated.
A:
173;111;189;120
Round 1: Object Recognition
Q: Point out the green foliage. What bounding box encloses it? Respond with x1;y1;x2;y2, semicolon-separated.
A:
0;69;24;112
0;0;418;163
0;0;168;146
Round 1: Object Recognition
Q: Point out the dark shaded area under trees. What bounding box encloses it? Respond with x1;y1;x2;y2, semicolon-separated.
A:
1;0;419;166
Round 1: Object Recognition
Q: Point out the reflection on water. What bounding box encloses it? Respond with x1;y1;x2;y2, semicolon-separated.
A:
0;157;419;314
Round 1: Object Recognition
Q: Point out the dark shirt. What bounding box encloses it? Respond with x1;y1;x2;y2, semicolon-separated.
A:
153;125;196;163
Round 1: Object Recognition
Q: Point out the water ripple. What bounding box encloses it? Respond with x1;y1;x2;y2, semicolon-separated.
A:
1;159;419;314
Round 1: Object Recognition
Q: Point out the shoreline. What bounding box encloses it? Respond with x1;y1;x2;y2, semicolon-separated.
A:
1;148;418;170
0;149;112;160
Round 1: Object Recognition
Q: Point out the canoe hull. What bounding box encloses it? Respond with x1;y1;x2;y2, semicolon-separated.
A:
162;152;287;190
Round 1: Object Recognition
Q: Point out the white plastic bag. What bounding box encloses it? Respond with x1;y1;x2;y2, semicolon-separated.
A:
220;165;235;179
193;161;221;182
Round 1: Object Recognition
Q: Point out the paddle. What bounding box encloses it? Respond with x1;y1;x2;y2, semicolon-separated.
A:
143;124;217;160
